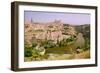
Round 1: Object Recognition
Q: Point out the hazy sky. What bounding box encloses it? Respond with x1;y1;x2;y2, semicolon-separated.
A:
24;11;90;25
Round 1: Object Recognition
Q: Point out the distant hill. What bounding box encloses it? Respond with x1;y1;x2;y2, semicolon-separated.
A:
74;24;90;39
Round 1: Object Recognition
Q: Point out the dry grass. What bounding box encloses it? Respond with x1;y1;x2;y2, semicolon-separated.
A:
74;50;90;59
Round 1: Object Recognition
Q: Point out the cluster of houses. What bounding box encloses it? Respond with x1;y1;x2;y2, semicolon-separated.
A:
25;20;76;45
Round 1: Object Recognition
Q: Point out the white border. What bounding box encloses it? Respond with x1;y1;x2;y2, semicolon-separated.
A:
18;5;96;68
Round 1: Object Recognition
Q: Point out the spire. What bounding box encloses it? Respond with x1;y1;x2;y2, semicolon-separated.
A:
31;18;34;23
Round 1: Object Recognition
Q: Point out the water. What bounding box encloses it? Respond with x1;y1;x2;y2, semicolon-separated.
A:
46;33;85;54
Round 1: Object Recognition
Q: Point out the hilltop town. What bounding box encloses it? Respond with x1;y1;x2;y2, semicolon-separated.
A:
25;20;77;46
24;19;90;61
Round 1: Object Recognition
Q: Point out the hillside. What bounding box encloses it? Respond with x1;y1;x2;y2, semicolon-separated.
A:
24;20;90;61
24;20;77;46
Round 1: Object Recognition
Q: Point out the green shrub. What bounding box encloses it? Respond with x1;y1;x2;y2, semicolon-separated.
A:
83;38;90;51
24;47;33;57
58;39;67;47
41;40;56;49
24;45;39;57
66;37;74;42
32;49;39;57
32;42;37;48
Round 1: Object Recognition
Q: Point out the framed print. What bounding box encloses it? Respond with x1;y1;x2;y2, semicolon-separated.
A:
11;1;97;71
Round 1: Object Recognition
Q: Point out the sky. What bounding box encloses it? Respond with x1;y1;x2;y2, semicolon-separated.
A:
24;11;90;25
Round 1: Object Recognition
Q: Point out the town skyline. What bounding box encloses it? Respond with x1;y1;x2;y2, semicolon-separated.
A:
24;11;90;25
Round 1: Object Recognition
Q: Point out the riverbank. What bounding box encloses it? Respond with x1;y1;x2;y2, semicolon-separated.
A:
24;50;90;61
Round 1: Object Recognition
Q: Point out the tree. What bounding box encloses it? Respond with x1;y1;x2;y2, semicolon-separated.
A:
32;42;37;48
24;46;33;57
